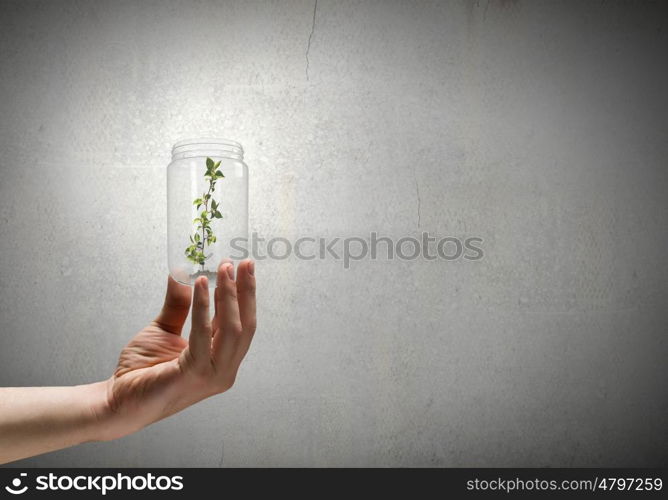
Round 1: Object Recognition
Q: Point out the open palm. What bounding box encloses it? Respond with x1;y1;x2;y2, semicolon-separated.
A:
99;260;256;441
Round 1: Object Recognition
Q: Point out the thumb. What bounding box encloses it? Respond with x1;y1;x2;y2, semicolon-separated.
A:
153;275;193;335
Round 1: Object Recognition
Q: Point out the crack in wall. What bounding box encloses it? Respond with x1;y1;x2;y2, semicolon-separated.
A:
414;171;422;228
305;0;318;80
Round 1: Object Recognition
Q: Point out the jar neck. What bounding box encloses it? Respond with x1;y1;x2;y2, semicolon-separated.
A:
171;138;244;161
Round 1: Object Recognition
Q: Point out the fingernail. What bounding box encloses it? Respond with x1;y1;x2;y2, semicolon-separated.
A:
225;263;234;280
248;260;255;276
199;276;208;287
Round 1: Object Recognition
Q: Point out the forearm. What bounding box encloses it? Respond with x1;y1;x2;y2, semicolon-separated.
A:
0;382;109;464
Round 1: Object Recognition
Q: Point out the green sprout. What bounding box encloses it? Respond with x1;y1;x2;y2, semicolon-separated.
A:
185;157;224;271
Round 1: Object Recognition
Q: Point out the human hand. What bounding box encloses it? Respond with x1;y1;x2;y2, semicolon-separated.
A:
96;259;256;440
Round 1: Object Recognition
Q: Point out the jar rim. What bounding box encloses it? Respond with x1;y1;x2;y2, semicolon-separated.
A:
171;138;244;161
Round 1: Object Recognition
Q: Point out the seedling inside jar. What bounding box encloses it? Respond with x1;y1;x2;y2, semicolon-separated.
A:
185;157;224;275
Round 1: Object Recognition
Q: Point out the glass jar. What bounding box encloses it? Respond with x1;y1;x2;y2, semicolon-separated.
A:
167;138;248;287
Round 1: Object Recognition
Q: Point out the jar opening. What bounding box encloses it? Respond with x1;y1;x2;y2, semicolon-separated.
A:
171;138;244;161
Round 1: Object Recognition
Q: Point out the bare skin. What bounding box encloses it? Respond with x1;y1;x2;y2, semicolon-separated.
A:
0;259;256;464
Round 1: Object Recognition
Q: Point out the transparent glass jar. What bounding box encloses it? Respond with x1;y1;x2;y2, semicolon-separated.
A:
167;138;248;287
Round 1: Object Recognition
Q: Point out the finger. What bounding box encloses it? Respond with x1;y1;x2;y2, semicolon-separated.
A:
233;259;256;366
212;285;219;334
212;258;233;335
189;276;212;362
212;262;242;368
153;275;192;335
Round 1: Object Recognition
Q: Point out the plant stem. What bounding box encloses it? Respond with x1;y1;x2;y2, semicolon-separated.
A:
200;181;214;272
186;157;223;273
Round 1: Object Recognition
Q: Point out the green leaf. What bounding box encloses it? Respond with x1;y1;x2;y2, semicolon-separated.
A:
214;160;221;168
193;198;202;206
215;170;224;178
211;199;218;210
206;157;214;170
194;233;200;242
204;193;211;200
214;210;223;219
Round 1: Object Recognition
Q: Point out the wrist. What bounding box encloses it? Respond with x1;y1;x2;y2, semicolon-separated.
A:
79;379;119;443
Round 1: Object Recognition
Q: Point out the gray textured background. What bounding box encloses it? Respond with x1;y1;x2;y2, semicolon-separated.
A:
1;0;667;467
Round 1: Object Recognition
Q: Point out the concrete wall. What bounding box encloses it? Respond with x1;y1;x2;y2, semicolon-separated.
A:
1;0;666;467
